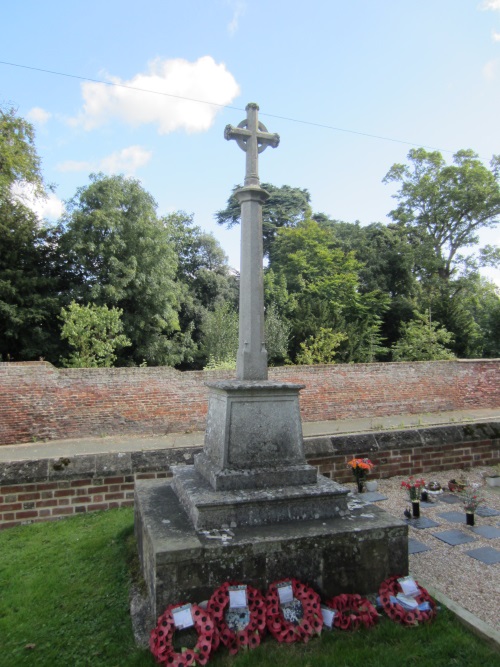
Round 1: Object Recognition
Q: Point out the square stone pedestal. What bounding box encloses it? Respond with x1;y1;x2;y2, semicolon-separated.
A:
135;479;408;621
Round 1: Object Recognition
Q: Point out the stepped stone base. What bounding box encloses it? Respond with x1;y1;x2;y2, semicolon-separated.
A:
171;465;349;530
134;478;409;621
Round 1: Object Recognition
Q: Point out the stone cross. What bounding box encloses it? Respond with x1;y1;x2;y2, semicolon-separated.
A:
225;103;280;381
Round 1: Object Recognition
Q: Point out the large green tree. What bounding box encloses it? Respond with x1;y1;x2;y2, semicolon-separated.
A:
163;211;238;368
384;148;500;280
384;148;500;357
0;107;65;362
216;183;311;258
61;174;182;366
270;219;389;362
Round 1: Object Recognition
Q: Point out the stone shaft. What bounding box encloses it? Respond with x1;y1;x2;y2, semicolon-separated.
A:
224;103;279;381
236;186;269;380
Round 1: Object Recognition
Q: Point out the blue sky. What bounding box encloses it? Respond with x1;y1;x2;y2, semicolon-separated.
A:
2;0;500;283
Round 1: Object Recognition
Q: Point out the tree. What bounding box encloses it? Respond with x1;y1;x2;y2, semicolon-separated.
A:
270;219;389;362
296;328;347;365
163;211;238;368
61;174;182;366
383;148;500;280
0;107;65;362
0;105;45;201
391;311;456;361
264;303;291;365
60;302;131;367
216;183;311;258
200;301;238;366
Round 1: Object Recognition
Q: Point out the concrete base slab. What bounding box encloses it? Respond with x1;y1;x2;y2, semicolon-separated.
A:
135;478;408;621
171;465;349;530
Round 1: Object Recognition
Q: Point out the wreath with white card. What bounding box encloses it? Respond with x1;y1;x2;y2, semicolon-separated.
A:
324;593;379;630
265;578;323;643
150;602;219;666
207;582;267;654
379;575;436;626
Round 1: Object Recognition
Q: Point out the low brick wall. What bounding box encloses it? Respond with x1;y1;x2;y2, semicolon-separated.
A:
1;422;498;531
1;359;499;446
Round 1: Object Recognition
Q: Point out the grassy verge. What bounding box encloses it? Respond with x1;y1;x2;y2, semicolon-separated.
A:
0;508;498;667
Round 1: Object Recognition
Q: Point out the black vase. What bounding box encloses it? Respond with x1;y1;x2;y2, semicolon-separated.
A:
357;478;365;493
466;512;475;526
412;501;420;518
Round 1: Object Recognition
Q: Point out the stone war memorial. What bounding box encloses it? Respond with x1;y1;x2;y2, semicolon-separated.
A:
134;103;408;622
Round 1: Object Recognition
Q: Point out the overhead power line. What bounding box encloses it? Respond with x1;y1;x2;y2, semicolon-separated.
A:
0;59;466;156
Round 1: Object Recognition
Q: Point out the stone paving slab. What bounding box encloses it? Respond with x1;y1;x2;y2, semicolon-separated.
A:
408;538;432;554
405;517;440;529
476;506;500;518
470;526;500;539
361;492;388;503
432;529;476;546
439;494;462;505
465;547;500;565
437;511;468;523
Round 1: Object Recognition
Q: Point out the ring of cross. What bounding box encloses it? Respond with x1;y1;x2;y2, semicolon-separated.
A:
234;120;272;153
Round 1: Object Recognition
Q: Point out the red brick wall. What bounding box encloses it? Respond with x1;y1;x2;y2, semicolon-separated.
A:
1;428;498;530
1;359;499;446
0;472;165;530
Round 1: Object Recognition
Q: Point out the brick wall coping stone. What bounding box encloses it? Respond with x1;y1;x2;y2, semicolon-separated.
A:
1;407;498;459
1;420;498;487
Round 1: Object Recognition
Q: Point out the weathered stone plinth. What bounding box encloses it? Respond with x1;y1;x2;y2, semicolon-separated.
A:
194;380;317;491
172;465;348;530
135;479;408;621
171;379;349;529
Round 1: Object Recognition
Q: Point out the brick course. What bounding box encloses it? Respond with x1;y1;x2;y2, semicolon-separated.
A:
1;360;499;446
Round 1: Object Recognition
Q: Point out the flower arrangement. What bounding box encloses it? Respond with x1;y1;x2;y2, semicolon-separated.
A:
460;485;485;513
379;575;436;626
150;603;219;666
324;593;378;631
401;476;426;501
207;582;266;655
265;578;323;643
347;458;374;478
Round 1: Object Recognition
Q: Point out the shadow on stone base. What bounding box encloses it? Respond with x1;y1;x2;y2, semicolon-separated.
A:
135;479;408;622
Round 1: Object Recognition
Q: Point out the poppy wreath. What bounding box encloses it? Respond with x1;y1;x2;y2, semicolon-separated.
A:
207;582;267;655
265;578;323;643
150;603;220;666
378;575;436;626
324;593;379;630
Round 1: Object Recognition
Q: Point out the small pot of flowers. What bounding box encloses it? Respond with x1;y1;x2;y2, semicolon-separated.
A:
460;485;485;526
347;458;375;493
485;465;500;488
401;476;425;518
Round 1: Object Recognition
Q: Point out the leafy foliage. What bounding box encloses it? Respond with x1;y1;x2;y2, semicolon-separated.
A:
216;183;311;258
60;301;131;367
296;327;347;364
61;174;181;366
391;311;456;361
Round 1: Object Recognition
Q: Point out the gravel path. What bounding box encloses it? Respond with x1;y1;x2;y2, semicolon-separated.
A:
353;467;500;631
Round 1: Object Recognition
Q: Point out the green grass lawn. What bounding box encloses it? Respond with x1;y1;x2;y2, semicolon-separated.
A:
0;508;499;667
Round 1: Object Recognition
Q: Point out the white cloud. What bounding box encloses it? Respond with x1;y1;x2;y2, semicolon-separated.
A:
228;1;246;35
71;56;240;134
26;107;51;125
493;30;500;41
480;0;500;10
11;182;65;220
482;58;499;79
57;145;152;177
99;146;152;175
